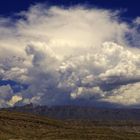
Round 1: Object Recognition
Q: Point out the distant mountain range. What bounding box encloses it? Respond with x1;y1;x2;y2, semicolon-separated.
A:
2;104;140;121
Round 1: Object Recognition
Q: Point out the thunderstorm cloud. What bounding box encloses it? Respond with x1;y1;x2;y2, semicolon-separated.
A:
0;4;140;107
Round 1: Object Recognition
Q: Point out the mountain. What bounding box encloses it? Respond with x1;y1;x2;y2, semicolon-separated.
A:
1;110;140;140
3;104;140;121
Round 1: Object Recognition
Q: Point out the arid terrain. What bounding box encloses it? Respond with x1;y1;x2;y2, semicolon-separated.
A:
1;110;140;140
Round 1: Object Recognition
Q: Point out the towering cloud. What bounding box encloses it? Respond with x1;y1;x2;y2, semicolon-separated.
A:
0;4;140;107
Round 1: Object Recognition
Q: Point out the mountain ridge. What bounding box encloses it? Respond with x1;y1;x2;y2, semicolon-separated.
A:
2;103;140;121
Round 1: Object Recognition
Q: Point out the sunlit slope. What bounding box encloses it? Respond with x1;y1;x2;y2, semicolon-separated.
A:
0;111;140;140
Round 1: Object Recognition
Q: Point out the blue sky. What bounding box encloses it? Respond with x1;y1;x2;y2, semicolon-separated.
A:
0;0;139;18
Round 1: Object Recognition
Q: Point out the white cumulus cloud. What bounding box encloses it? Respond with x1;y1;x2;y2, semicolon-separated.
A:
0;4;140;107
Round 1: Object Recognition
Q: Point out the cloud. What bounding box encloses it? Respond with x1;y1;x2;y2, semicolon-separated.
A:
102;82;140;106
8;95;22;107
0;4;140;107
0;84;23;107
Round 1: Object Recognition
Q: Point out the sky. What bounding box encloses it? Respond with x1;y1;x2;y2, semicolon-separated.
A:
0;0;139;18
0;0;140;108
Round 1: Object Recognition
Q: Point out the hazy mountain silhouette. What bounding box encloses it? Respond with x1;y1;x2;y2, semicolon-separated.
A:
3;104;140;121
